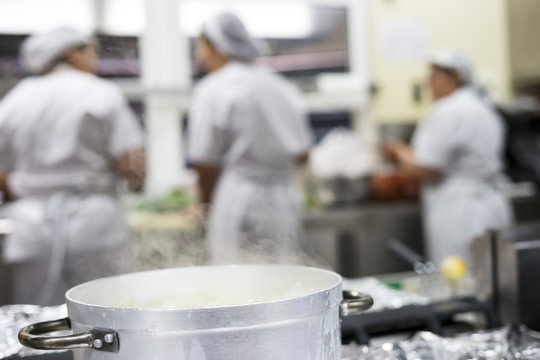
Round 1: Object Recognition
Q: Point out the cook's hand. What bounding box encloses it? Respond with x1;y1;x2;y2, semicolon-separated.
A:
382;142;416;167
0;173;14;202
381;141;406;161
186;203;210;225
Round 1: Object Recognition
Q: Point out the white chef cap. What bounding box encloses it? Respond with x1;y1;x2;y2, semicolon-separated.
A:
20;27;93;74
430;48;473;85
202;12;259;62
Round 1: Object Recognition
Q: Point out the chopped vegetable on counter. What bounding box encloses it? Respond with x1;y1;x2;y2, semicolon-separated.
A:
135;188;197;213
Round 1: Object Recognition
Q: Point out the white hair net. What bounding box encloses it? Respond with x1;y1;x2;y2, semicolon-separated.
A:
430;48;473;85
20;27;92;74
202;12;260;61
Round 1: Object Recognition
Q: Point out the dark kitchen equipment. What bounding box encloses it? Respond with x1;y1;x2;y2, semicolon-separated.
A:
474;223;540;331
498;104;540;187
0;218;12;305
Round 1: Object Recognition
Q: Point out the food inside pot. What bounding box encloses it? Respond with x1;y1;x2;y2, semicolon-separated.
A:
112;283;313;309
66;265;341;310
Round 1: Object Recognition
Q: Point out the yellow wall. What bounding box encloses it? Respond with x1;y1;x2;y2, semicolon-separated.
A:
507;0;540;86
366;0;512;123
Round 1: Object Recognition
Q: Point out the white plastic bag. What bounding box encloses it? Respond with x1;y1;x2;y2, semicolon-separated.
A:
310;128;375;180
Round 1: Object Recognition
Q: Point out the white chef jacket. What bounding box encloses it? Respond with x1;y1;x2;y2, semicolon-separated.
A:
0;65;143;304
413;87;512;265
188;62;312;264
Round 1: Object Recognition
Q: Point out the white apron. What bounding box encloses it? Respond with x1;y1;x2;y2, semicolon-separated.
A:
188;62;312;265
208;169;302;264
413;87;513;265
422;175;512;265
0;66;142;305
3;185;132;305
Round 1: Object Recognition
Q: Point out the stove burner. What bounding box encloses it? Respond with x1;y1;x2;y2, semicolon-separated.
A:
341;296;498;345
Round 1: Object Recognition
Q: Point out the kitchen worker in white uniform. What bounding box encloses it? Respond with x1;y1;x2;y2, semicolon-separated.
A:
385;49;512;265
188;13;312;264
0;27;145;305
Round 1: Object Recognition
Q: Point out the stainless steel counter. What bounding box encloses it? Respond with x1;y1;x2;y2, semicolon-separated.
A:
304;194;540;278
303;201;424;277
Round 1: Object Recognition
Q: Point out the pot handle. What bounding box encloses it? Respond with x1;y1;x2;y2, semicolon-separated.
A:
19;317;119;353
340;290;373;317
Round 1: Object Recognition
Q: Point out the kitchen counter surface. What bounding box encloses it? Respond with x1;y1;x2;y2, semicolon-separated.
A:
304;201;420;226
302;200;424;277
302;192;540;278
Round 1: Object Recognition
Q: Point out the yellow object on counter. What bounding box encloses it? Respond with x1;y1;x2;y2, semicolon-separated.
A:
440;255;468;283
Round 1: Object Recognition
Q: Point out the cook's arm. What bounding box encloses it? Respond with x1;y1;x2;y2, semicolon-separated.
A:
385;143;441;182
194;163;221;205
296;152;309;167
115;147;146;192
0;172;14;201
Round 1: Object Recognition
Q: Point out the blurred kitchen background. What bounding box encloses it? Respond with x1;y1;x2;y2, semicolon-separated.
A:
2;0;540;348
2;0;540;276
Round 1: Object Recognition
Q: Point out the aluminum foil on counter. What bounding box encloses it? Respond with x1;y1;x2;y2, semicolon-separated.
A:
0;304;67;358
343;277;430;312
341;325;540;360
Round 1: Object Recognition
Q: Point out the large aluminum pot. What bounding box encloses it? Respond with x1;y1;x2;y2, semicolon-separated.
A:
19;265;372;360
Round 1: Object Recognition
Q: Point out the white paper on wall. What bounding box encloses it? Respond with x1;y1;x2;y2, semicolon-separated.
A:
380;19;429;62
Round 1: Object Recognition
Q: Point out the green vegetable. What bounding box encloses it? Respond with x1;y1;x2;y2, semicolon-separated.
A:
136;188;197;213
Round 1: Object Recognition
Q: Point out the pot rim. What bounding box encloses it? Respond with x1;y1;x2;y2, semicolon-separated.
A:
66;264;342;309
65;265;343;330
